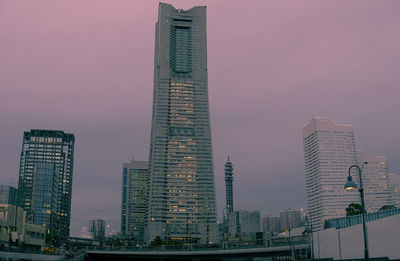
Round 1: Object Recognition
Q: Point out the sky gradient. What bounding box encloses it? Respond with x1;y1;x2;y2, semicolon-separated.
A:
1;0;399;236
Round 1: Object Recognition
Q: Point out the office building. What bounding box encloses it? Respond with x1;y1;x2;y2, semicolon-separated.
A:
89;219;105;242
356;150;390;212
228;210;261;235
224;157;234;214
18;129;74;237
389;173;400;208
32;162;59;234
303;118;358;231
262;216;281;233
147;3;217;243
280;209;301;230
0;185;18;205
121;160;148;241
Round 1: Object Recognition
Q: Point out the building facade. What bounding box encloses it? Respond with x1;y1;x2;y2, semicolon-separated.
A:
31;162;59;234
0;185;18;205
389;173;400;208
224;157;234;214
17;129;74;237
280;209;301;230
147;3;217;243
356;150;390;212
262;216;281;233
303;118;359;231
228;211;261;236
0;204;46;249
121;160;148;241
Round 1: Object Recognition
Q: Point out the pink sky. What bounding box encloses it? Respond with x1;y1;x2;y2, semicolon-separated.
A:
1;0;400;236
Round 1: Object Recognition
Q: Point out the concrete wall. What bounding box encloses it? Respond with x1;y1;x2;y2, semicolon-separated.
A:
313;214;400;259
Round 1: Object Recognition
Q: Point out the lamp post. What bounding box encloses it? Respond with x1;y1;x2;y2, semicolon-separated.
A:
344;164;369;261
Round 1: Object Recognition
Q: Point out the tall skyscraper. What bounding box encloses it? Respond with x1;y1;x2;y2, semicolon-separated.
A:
121;160;149;241
280;209;301;230
303;118;358;231
147;3;217;243
224;157;234;214
356;150;390;212
18;129;74;237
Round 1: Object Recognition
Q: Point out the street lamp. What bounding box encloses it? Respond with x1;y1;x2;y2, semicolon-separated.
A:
344;164;369;261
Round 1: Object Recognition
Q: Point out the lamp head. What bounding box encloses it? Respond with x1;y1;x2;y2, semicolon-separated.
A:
344;175;357;190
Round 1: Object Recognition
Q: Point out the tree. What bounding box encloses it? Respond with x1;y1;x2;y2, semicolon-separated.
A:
150;236;163;246
379;205;396;211
346;203;362;216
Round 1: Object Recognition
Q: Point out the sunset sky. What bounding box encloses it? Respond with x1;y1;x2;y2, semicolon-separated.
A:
1;0;399;236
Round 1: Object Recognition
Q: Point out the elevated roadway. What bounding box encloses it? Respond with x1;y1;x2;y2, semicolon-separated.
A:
85;244;309;260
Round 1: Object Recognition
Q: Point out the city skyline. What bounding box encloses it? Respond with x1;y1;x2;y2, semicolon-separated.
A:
1;0;400;237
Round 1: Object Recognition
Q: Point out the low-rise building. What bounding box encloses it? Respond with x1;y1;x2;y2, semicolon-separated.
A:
0;204;45;249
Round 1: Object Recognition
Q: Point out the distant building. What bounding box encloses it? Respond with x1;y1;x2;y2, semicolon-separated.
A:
89;219;105;242
280;209;301;230
0;185;18;205
356;150;390;212
227;210;261;240
303;118;358;231
262;216;281;233
389;173;400;208
121;160;148;241
17;129;74;238
224;157;234;214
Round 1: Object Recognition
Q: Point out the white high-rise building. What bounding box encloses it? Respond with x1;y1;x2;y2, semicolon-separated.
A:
389;173;400;208
303;118;359;231
356;150;390;212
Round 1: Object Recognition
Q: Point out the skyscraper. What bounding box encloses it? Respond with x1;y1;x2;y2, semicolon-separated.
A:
224;157;234;214
121;160;149;241
147;3;217;243
18;129;74;237
356;150;390;212
303;118;358;231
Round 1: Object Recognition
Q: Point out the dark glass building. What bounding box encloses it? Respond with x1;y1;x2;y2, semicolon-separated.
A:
18;129;74;237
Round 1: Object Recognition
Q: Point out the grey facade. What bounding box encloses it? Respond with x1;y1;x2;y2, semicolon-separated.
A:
18;129;74;237
121;160;148;241
224;157;234;214
280;209;301;230
262;216;281;233
147;3;217;243
0;185;18;205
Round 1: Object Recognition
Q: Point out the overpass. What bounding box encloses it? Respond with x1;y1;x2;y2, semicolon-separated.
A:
85;244;309;260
